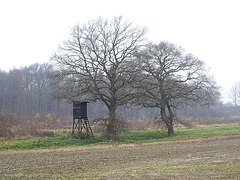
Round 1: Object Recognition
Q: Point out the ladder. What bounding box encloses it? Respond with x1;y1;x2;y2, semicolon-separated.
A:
83;118;94;138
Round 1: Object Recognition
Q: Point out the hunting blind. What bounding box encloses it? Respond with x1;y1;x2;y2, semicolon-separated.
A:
72;101;93;138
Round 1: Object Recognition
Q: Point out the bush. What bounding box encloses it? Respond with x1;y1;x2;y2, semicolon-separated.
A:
0;110;71;137
92;114;131;134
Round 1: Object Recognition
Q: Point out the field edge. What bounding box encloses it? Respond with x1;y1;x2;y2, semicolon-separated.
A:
1;134;240;156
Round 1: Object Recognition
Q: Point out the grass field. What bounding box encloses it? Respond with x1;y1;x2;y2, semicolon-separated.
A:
0;124;239;152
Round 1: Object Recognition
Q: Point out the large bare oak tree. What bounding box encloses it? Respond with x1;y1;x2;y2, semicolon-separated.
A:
228;81;240;106
51;16;147;139
135;42;220;136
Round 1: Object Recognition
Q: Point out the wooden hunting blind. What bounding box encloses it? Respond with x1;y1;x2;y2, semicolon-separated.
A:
72;101;93;138
73;101;88;119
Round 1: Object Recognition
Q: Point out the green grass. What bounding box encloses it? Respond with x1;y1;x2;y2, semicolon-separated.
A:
0;124;239;152
119;124;240;143
0;133;105;152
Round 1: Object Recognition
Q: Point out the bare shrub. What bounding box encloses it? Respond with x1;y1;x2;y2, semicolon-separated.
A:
146;116;193;131
128;118;150;131
179;116;240;125
0;110;71;137
147;118;168;131
0;110;17;136
92;114;131;134
92;118;108;133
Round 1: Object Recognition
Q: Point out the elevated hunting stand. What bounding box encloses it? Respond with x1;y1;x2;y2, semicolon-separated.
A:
72;101;94;138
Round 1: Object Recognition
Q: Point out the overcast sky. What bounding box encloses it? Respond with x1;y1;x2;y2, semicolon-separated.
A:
0;0;239;102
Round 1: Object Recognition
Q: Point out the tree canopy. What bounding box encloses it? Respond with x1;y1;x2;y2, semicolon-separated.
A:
51;16;147;139
135;42;220;136
51;16;220;138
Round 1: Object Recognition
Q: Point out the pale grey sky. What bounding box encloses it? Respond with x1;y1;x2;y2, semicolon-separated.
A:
0;0;239;102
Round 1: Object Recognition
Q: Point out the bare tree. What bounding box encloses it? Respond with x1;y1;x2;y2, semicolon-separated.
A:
0;70;7;110
228;81;240;106
135;42;220;136
5;69;26;113
51;16;147;139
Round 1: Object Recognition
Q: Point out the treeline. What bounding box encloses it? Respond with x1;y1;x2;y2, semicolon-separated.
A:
0;63;239;119
0;63;71;115
0;63;157;119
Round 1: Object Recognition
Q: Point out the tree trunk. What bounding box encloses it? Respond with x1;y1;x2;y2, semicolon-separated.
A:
160;101;174;137
106;104;117;140
166;103;174;136
166;120;174;137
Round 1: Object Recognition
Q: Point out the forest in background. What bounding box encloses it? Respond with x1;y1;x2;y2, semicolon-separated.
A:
0;63;240;136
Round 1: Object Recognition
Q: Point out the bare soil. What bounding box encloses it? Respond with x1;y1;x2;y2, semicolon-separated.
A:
1;136;240;179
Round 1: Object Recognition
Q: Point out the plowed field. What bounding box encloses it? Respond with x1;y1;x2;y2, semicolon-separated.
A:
1;136;240;179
